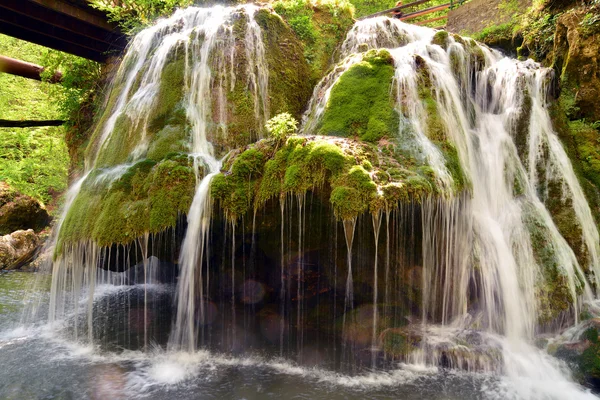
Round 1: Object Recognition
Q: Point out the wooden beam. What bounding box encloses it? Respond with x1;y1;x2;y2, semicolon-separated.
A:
416;15;448;25
0;21;107;62
400;3;451;21
0;55;62;83
0;7;120;54
0;119;65;127
358;0;432;20
28;0;117;31
1;0;124;46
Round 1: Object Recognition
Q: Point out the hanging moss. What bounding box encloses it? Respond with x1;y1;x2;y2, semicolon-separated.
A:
318;49;399;143
57;155;196;252
522;201;583;324
211;135;444;222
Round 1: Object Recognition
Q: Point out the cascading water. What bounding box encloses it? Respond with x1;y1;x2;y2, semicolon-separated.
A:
5;7;600;399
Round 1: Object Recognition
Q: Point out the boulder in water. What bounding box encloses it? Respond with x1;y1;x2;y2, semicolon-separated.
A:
0;183;49;235
0;229;40;270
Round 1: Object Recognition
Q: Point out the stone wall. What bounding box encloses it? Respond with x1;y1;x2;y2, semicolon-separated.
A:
446;0;531;34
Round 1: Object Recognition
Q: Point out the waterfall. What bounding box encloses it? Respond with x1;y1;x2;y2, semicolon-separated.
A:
43;5;271;348
301;16;600;396
26;5;600;398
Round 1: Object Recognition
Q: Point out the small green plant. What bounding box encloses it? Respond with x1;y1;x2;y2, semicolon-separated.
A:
266;113;299;141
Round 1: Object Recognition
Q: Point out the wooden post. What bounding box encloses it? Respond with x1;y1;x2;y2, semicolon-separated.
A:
0;55;62;83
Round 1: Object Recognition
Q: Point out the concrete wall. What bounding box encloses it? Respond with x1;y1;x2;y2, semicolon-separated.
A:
446;0;531;34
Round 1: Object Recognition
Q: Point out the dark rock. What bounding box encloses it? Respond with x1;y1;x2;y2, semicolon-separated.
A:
0;182;50;235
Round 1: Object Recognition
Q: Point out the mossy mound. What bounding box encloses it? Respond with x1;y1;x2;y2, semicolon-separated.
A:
84;6;313;166
318;49;399;143
57;154;196;251
211;135;450;222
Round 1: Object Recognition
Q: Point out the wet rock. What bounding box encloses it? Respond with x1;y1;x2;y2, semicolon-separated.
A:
0;229;40;270
0;183;49;235
552;319;600;389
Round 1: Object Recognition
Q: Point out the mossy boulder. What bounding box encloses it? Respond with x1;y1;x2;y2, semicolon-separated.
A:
85;6;313;166
57;155;196;251
58;6;316;250
0;182;50;235
553;320;600;389
318;49;399;143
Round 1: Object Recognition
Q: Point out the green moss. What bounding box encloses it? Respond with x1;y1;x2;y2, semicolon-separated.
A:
212;135;446;222
92;52;187;168
319;50;399;142
146;125;189;160
522;201;582;324
57;156;195;251
272;0;354;83
431;30;450;49
147;57;186;133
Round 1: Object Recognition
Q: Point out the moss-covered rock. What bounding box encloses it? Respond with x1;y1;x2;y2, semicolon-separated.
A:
318;49;399;143
272;0;355;84
211;135;449;222
0;182;50;235
255;9;313;122
57;6;318;250
522;201;582;324
57;155;196;251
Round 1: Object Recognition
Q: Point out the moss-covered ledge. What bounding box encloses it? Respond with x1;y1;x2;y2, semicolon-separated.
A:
56;153;196;253
211;135;456;222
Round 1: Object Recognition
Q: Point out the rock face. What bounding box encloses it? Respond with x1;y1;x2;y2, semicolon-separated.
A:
552;319;600;389
0;229;40;270
553;9;600;122
0;182;49;235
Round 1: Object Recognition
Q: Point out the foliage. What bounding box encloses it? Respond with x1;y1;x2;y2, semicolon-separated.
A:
90;0;194;34
39;52;103;129
0;34;69;206
266;113;299;141
272;0;354;82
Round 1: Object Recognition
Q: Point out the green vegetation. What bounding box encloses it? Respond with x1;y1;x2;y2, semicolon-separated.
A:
266;112;299;141
254;9;313;127
0;35;70;207
522;201;582;324
211;134;448;222
57;154;195;250
272;0;354;83
90;0;194;34
319;50;399;142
